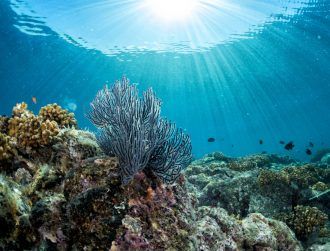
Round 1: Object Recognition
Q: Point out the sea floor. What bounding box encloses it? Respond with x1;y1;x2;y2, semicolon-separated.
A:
0;103;329;250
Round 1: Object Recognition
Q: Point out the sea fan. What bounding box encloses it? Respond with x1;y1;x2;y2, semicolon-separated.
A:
88;77;192;184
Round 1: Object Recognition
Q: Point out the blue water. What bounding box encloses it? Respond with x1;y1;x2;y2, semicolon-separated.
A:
0;0;329;160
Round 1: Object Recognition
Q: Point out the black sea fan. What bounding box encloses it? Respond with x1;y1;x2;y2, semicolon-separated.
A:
88;77;192;185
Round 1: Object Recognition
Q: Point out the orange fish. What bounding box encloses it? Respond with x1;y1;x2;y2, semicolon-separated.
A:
32;97;37;104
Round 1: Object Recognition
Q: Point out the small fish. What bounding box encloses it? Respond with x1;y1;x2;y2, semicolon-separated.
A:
284;141;294;150
32;97;37;104
306;149;312;155
309;142;314;148
279;140;285;145
207;137;215;143
259;139;263;145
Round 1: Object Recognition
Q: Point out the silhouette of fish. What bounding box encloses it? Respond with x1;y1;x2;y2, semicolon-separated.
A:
32;96;37;104
309;142;314;148
207;137;215;143
259;139;263;145
279;140;285;145
284;141;294;150
306;149;312;155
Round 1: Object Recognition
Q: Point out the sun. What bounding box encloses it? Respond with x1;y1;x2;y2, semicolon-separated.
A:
145;0;198;22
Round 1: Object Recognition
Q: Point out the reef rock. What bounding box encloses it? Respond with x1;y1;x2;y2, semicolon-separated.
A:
242;213;302;250
0;102;329;251
185;152;330;249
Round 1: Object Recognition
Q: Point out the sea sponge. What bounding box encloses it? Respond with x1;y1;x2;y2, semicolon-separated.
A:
39;104;77;128
0;133;16;161
8;104;59;150
283;205;328;240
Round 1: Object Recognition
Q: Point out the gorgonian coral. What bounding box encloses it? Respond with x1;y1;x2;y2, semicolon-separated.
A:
88;77;192;185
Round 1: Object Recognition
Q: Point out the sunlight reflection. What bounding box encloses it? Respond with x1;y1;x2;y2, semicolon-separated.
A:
10;0;313;55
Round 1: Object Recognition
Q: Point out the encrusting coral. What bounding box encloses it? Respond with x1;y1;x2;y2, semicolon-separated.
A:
39;103;77;128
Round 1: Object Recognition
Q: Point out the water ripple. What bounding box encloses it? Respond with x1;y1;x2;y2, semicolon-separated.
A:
10;0;318;55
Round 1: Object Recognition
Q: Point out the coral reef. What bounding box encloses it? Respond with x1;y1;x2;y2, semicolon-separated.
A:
0;123;315;250
8;102;59;151
279;205;328;241
39;103;77;128
112;173;196;250
88;77;192;185
8;114;59;150
312;182;329;192
185;151;330;246
0;116;9;134
0;102;78;158
0;133;16;161
258;169;290;192
242;213;302;250
0;102;329;250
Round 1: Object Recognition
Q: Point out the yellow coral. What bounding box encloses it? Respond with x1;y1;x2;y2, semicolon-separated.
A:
39;103;77;128
282;205;328;240
285;165;320;189
228;155;271;172
312;181;329;192
12;102;32;118
6;102;61;151
0;133;16;161
8;116;59;149
258;169;290;188
0;116;9;134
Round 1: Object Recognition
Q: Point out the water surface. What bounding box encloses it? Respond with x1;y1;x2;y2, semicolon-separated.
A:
1;0;330;160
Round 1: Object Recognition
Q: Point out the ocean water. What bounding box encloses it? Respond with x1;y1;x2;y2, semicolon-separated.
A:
1;0;330;160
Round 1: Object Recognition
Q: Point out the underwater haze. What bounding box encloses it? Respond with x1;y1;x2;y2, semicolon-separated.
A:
1;0;330;160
